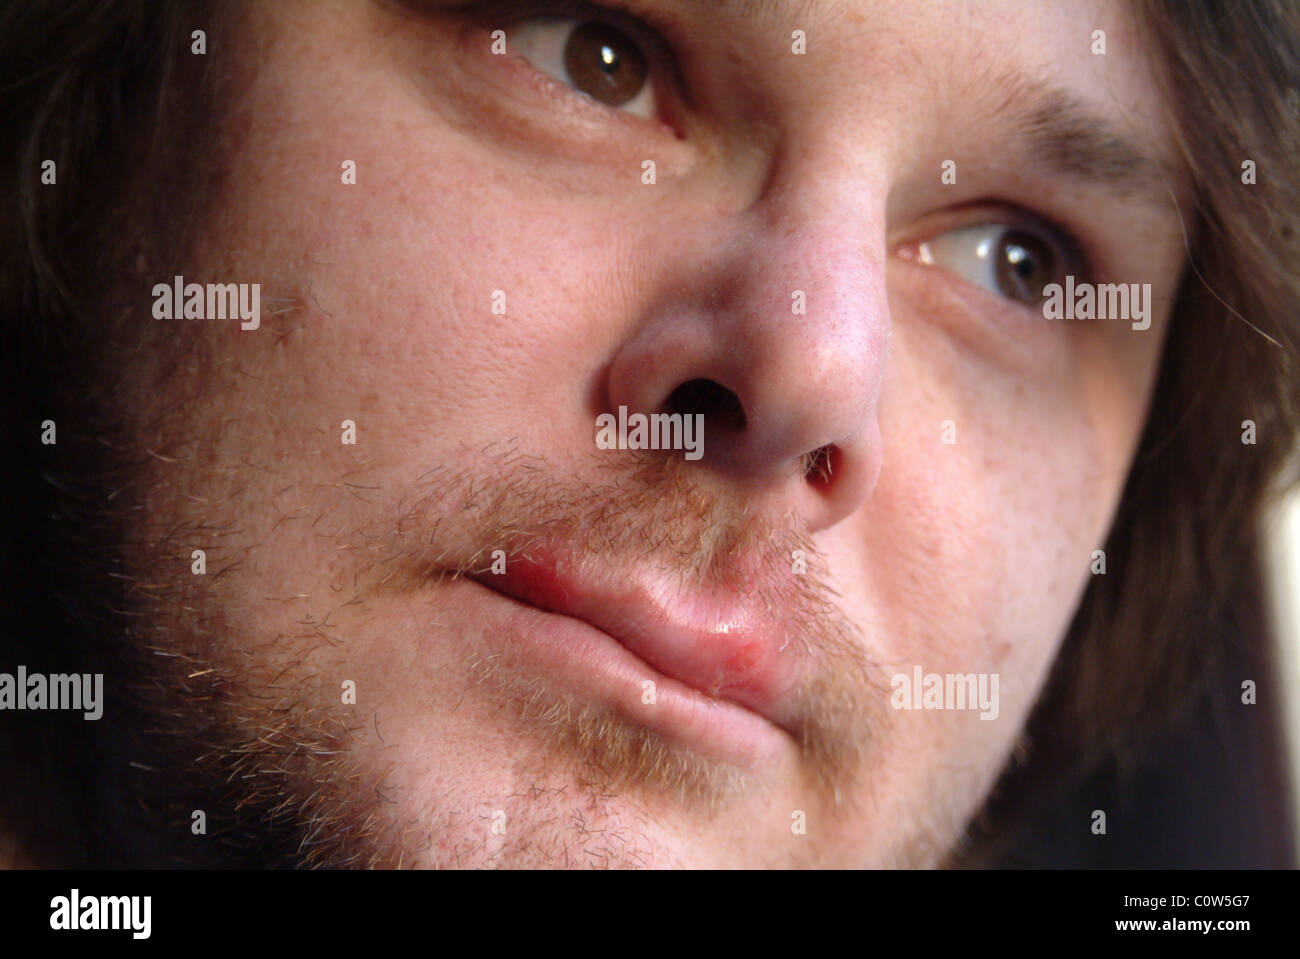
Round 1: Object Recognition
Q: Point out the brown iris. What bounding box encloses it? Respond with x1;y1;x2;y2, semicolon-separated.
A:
562;21;649;107
994;229;1057;304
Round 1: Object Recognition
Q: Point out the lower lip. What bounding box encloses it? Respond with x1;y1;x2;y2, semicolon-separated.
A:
446;577;797;770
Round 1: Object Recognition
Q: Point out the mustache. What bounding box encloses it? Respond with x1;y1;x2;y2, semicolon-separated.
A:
359;444;890;803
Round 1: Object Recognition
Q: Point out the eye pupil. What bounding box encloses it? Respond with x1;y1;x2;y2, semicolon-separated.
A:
563;21;648;107
995;230;1055;304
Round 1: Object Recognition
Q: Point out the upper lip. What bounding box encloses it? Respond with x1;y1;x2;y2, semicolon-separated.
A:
469;542;801;737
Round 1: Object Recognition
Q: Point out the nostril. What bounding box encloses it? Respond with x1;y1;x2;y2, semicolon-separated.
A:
801;444;837;489
665;378;747;432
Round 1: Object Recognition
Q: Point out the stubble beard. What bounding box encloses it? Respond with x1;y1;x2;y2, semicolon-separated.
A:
105;418;921;867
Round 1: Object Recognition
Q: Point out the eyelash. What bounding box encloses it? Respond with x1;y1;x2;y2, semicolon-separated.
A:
476;0;674;37
907;206;1092;306
469;0;675;63
468;0;682;114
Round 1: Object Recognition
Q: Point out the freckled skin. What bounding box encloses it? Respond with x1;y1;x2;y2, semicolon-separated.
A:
120;0;1189;867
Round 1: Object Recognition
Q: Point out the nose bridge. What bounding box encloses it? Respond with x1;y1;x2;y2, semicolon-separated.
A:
713;179;892;456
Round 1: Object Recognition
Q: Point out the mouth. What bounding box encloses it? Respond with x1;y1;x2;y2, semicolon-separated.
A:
465;542;805;744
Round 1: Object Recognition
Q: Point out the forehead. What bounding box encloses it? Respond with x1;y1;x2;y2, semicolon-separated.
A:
690;0;1173;154
541;0;1184;228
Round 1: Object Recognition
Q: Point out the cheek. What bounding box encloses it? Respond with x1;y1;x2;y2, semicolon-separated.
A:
812;316;1158;845
192;9;661;461
199;103;579;420
200;159;716;498
827;312;1155;757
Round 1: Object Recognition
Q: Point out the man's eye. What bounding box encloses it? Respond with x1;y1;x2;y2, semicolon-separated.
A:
911;225;1064;307
509;17;656;118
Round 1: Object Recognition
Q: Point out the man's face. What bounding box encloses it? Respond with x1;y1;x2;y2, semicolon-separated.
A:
123;0;1189;866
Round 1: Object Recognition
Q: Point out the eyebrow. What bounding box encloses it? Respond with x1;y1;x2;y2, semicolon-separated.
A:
680;1;1181;204
1010;83;1173;200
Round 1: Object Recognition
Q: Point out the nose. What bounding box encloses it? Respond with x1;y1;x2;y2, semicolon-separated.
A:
604;196;891;533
